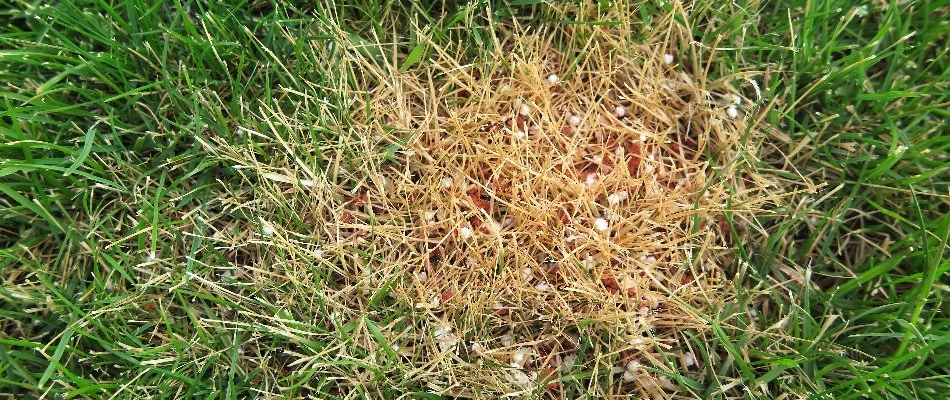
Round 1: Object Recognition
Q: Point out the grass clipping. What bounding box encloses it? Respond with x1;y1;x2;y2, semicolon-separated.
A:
217;9;792;399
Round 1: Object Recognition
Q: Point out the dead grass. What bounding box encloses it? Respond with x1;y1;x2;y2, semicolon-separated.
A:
203;3;813;398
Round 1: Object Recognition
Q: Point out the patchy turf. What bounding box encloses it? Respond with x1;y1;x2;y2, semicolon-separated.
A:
205;6;815;396
0;0;947;399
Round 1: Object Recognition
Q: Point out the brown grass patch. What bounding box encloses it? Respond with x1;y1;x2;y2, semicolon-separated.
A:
208;3;811;398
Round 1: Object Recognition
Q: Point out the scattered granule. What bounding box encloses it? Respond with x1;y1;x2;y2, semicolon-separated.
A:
593;217;610;232
727;105;739;118
433;324;458;352
614;105;627;117
510;347;533;368
683;351;697;368
519;103;532;116
259;218;274;237
607;190;629;204
509;370;537;389
568;114;582;126
622;360;642;382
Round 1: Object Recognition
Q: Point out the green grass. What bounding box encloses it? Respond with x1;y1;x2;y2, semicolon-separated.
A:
1;0;947;398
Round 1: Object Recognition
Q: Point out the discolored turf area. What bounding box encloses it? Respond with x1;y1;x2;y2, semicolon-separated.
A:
209;7;812;397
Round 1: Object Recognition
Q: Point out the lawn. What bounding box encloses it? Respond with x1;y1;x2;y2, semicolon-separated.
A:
0;0;947;399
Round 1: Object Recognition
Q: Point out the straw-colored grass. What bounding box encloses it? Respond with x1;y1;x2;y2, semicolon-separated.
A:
206;4;811;398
